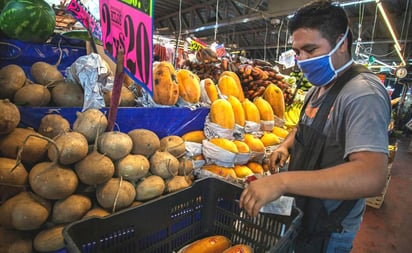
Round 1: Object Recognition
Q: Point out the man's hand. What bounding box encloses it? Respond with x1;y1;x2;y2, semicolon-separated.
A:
269;145;289;169
239;174;285;217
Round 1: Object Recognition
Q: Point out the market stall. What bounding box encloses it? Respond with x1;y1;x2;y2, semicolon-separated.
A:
0;0;403;252
0;0;307;252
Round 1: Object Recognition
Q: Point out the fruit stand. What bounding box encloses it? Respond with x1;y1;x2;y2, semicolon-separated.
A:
0;0;307;252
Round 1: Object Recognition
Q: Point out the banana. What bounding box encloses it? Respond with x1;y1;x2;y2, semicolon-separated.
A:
286;107;299;125
283;109;295;126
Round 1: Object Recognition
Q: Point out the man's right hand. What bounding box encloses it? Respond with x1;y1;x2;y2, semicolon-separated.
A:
269;145;289;170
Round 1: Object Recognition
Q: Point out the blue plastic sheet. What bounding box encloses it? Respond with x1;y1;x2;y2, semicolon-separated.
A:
0;34;87;79
18;107;209;138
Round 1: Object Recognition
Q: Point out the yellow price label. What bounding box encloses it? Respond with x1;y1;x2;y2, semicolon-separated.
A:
189;40;205;51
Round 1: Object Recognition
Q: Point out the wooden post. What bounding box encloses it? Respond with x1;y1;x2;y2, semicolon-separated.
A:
106;50;125;132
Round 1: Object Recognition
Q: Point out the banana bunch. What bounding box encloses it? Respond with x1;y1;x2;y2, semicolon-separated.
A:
284;103;302;129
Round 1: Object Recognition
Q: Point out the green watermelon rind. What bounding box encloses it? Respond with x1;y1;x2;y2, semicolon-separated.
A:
0;0;56;43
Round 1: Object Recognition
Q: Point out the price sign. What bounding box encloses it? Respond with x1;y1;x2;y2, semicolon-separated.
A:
67;0;102;41
188;37;207;51
100;0;154;94
215;44;226;57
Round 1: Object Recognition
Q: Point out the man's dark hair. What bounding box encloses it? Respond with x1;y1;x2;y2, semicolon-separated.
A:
288;0;353;54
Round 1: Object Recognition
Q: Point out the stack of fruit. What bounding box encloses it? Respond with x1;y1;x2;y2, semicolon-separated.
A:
289;70;313;92
236;64;296;105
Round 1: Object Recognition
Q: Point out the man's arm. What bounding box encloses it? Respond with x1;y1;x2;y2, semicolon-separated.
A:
240;150;388;217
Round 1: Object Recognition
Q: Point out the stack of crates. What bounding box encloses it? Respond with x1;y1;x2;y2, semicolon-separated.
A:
366;144;397;208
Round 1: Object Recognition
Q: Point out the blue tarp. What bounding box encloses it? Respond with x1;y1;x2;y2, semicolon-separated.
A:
0;34;87;79
19;107;209;138
2;35;210;137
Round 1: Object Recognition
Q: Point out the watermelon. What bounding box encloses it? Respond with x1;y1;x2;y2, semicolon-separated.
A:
0;0;11;10
0;0;56;43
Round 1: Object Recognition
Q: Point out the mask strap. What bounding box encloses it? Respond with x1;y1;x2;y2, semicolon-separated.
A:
329;27;350;55
335;58;354;73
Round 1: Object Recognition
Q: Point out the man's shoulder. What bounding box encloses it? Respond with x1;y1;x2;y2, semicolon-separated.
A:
340;72;388;100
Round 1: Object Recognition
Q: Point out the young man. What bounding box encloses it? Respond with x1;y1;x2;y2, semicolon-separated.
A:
239;1;391;252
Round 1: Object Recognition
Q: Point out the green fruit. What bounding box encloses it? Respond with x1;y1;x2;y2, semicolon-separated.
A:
0;0;56;43
0;0;10;10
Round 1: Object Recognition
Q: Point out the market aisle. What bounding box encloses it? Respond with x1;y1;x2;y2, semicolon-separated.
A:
352;135;412;253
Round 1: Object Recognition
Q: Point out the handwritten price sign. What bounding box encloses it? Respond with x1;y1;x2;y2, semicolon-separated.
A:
67;0;102;41
100;0;153;94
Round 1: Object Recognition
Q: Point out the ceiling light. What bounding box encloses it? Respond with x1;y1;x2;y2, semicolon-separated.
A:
375;0;406;66
338;0;375;7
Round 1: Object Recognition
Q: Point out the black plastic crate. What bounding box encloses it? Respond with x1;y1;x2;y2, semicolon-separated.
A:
63;177;302;253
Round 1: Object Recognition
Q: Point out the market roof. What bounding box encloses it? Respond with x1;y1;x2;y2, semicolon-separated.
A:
153;0;411;75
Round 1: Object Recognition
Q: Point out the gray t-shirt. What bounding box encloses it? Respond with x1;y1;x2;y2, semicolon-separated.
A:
301;71;391;232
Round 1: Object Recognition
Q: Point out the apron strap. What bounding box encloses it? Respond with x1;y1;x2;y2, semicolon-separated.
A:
311;64;371;130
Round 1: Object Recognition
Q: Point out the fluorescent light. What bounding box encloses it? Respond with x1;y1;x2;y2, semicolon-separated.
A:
375;0;406;66
338;0;375;7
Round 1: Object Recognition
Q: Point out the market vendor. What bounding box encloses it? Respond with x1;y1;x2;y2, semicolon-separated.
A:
239;1;391;252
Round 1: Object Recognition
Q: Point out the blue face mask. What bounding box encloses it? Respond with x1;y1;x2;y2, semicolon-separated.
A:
296;27;354;87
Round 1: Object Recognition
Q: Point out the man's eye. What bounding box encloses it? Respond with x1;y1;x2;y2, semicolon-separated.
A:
306;48;315;54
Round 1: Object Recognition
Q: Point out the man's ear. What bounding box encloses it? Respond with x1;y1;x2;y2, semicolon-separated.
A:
337;34;349;54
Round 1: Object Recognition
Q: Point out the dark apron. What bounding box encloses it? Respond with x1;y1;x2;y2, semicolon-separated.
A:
288;65;370;253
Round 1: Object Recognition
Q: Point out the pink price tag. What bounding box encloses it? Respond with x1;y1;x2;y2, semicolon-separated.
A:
100;0;154;94
67;0;102;40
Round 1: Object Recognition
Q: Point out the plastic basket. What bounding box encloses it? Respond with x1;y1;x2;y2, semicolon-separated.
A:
63;177;302;253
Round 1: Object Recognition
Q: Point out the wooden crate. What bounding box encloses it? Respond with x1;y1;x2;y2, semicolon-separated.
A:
366;172;391;209
366;145;397;209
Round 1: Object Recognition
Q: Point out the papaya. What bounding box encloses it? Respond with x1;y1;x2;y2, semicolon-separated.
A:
234;164;254;178
272;126;289;139
260;132;281;147
220;71;245;101
209;138;238;153
253;96;275;121
246;161;264;174
202;165;237;179
244;133;265;152
263;83;285;119
242;99;260;123
152;61;179;105
223;244;253;253
209;98;235;129
227;95;246;127
218;75;239;99
177;69;201;103
203;78;219;103
233;140;250;153
181;130;206;143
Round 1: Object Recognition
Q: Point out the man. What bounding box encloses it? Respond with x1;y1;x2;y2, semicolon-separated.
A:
239;1;391;252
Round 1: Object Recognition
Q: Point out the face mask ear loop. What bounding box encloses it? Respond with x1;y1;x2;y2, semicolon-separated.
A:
329;27;350;57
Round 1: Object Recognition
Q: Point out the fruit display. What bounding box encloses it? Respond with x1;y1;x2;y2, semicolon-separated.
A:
290;69;313;91
0;24;309;250
0;105;196;252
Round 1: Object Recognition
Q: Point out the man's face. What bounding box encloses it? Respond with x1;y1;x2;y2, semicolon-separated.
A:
291;28;333;61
